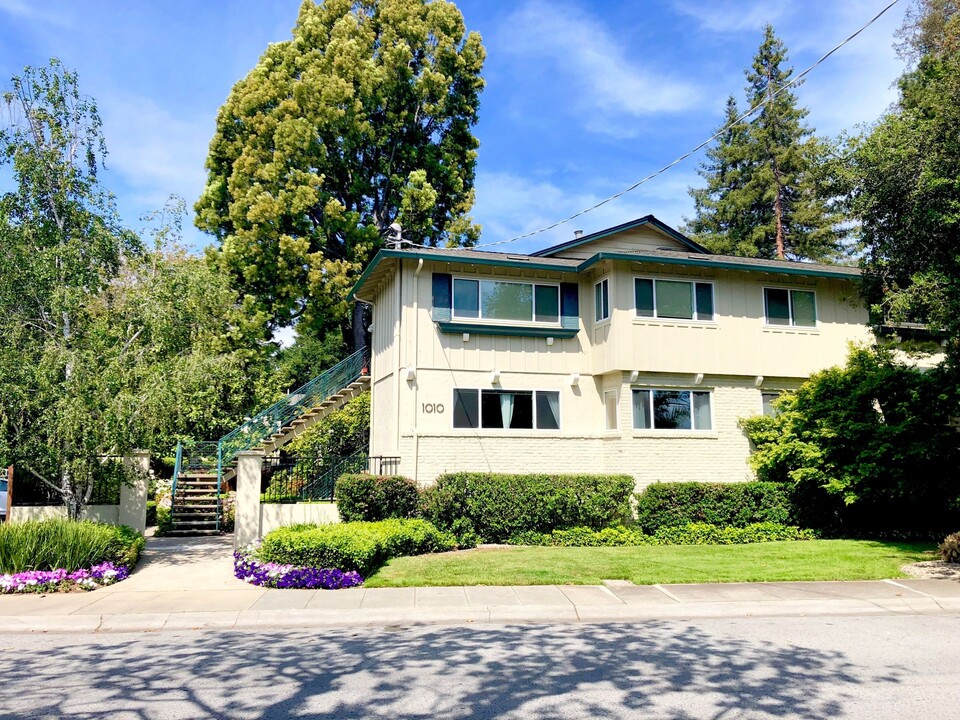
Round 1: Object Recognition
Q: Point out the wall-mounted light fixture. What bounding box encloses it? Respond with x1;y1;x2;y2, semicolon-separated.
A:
569;373;580;387
404;367;417;382
694;373;704;386
546;337;554;346
490;370;501;385
629;370;639;383
754;375;764;388
462;332;470;343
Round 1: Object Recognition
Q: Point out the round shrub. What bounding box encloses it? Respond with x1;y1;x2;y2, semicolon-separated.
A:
335;474;420;522
940;532;960;563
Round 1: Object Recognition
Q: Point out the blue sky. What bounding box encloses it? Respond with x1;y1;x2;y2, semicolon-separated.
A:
0;0;910;255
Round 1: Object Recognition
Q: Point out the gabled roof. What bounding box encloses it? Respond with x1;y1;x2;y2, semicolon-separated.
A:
529;215;709;257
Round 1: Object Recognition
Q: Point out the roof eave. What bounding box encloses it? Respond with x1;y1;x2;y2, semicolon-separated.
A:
578;252;861;279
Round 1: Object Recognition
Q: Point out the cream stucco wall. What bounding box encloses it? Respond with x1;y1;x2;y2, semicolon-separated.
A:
9;505;120;524
369;255;870;488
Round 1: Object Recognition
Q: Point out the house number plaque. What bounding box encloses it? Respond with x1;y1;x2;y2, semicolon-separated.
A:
421;403;445;414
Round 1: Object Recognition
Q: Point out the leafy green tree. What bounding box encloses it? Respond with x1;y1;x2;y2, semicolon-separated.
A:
0;60;141;517
741;346;960;535
0;61;278;517
195;0;486;352
853;5;960;365
686;26;845;261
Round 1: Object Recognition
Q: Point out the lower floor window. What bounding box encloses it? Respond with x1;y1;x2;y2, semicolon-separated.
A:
761;391;782;417
632;389;712;430
453;389;560;430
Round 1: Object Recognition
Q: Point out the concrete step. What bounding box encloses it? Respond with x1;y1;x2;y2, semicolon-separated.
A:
165;529;221;537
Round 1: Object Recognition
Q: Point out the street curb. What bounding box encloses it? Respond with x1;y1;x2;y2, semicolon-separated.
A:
1;596;958;634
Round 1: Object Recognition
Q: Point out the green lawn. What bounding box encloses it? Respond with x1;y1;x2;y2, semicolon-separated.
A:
364;540;936;587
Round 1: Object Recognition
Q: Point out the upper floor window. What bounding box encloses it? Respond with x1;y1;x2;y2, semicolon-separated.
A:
453;389;560;430
595;278;610;323
452;278;559;324
635;278;714;321
632;389;712;431
764;287;817;327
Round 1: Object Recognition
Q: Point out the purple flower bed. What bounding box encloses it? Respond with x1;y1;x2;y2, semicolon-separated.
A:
0;562;130;594
234;546;364;590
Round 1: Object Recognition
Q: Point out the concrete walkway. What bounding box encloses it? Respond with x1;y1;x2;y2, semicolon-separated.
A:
1;536;959;633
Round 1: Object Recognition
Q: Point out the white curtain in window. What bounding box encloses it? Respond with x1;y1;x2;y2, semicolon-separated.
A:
500;393;515;428
545;392;560;427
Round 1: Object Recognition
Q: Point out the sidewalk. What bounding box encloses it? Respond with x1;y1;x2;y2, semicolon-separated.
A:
1;537;958;633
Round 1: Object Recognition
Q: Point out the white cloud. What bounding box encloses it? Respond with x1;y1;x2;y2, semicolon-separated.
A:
0;0;71;26
99;93;210;194
473;169;700;254
496;0;701;136
672;0;791;34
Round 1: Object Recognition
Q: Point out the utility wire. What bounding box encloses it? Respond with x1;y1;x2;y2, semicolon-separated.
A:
475;0;904;249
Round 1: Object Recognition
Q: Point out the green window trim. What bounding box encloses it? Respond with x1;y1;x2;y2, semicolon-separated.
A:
436;322;579;339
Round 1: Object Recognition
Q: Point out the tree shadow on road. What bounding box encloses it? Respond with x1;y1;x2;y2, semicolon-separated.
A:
1;620;904;719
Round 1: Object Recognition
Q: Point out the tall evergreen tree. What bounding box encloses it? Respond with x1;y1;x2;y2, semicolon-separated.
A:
686;96;756;256
686;25;845;262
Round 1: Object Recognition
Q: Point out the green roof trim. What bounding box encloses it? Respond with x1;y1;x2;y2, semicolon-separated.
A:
350;244;861;300
579;252;861;279
437;322;579;339
530;215;709;257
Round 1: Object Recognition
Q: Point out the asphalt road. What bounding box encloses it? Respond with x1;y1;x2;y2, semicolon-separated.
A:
1;615;958;719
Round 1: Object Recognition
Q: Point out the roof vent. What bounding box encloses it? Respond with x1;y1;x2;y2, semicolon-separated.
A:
574;229;584;239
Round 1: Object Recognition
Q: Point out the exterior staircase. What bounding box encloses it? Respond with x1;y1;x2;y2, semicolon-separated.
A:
168;349;371;536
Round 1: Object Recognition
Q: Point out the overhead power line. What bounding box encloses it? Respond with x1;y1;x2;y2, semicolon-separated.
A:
475;0;904;250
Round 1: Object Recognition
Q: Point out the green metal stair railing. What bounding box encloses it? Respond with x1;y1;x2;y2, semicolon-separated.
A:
216;348;369;496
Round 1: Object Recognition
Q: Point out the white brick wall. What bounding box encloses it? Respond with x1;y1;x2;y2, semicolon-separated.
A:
395;375;800;491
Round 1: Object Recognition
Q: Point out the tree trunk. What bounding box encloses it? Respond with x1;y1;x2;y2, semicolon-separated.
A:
773;172;785;259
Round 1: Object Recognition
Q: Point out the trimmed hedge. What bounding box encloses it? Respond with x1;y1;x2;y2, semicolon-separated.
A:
0;519;144;574
258;519;456;576
508;522;816;547
634;481;796;534
421;473;635;543
335;474;420;522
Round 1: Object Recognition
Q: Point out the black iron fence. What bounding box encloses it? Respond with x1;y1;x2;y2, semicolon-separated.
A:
261;453;401;504
12;457;130;507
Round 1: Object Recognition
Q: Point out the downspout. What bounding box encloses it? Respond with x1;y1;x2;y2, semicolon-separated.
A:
411;258;424;485
393;261;403;462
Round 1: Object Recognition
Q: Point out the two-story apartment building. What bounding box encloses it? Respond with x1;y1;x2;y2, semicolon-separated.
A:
350;215;871;489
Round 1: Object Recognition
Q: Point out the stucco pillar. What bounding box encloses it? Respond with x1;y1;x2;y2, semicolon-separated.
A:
234;451;264;549
119;450;150;533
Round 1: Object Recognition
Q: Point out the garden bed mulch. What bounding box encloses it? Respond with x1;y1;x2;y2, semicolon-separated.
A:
900;561;960;581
